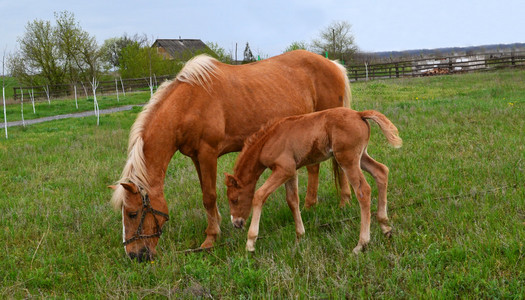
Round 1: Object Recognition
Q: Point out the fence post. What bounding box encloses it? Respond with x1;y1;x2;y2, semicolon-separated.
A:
395;63;399;78
13;87;18;101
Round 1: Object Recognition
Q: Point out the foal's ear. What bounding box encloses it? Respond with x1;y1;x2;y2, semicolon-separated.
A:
120;182;139;194
224;173;241;188
108;185;117;190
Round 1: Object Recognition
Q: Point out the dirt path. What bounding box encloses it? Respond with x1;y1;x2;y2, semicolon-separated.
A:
0;104;144;128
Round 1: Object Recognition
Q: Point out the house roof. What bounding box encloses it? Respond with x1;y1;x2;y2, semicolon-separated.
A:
152;39;212;60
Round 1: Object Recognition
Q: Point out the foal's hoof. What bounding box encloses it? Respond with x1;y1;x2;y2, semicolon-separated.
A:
352;244;367;254
246;240;256;252
384;230;393;238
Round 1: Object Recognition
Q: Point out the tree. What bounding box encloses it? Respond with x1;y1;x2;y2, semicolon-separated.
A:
311;21;358;62
100;33;147;71
14;19;63;86
284;41;308;53
205;42;232;63
119;43;181;78
243;42;255;63
9;11;100;86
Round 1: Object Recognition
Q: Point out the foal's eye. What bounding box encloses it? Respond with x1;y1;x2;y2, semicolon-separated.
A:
128;212;138;219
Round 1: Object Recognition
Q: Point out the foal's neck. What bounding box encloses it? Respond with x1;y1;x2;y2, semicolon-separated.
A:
234;147;266;187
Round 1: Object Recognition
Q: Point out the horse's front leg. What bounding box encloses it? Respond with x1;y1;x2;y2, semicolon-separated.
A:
192;149;222;249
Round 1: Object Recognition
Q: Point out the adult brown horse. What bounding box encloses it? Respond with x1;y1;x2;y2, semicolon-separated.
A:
110;50;352;261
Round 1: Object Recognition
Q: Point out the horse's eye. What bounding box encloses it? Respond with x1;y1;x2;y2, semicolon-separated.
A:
128;212;139;219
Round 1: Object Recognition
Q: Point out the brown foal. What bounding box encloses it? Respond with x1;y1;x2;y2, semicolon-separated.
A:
225;107;402;253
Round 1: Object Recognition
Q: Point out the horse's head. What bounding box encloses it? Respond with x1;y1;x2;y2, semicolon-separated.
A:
224;173;255;229
111;182;169;262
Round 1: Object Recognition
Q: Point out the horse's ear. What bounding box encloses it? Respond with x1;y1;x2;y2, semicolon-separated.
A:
224;173;240;188
120;182;139;194
108;185;117;190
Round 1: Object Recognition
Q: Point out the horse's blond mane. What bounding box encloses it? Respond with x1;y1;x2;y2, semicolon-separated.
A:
176;54;221;93
111;54;221;210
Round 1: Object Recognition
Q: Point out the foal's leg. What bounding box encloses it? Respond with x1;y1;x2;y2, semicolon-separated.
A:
247;167;294;252
305;164;320;209
337;153;372;254
361;151;392;237
193;149;222;249
285;174;305;240
334;160;353;208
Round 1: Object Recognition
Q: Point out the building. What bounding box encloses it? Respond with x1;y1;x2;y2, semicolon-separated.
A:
152;39;214;60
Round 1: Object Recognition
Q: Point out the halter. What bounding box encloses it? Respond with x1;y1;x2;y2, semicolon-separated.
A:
123;188;169;246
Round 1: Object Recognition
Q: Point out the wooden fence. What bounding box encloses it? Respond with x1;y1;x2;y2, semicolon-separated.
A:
12;75;173;102
346;51;525;81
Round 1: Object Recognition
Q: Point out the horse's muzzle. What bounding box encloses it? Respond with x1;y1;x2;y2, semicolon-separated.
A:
128;247;154;262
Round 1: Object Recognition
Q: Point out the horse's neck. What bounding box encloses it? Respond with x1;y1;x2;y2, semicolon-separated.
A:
142;123;179;190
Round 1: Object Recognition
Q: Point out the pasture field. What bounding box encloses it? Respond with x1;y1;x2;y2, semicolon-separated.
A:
1;69;524;298
2;92;148;123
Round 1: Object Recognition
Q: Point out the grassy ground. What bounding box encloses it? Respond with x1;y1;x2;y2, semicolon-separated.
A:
2;91;148;123
1;69;524;298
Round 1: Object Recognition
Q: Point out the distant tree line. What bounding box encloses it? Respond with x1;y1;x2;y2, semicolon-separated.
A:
7;12;360;88
7;11;231;88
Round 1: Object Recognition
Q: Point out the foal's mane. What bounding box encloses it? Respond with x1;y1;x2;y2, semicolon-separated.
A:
111;54;220;210
234;115;304;174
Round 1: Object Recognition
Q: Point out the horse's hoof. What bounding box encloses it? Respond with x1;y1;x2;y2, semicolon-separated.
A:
304;202;317;210
200;235;216;249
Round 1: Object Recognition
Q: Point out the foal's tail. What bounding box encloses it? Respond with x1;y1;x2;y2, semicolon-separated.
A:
359;110;403;148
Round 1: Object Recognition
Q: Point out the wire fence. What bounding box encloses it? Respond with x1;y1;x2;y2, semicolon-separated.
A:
11;75;173;102
346;51;525;81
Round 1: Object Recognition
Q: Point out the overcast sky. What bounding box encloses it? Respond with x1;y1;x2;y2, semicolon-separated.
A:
1;0;525;58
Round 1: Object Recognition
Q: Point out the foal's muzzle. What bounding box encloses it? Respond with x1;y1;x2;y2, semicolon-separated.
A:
231;216;245;229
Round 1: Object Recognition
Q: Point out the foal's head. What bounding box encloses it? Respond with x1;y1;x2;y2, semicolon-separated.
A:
111;182;169;262
224;173;256;229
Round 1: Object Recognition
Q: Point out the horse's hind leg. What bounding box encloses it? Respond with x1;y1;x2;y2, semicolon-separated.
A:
361;151;392;237
336;153;372;254
334;160;352;208
304;164;320;209
285;174;305;240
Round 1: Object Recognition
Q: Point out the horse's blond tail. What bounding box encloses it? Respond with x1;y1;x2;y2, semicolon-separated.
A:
331;60;352;108
359;110;403;148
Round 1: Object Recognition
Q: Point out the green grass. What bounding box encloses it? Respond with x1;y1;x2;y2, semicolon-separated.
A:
1;69;524;298
2;91;149;123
